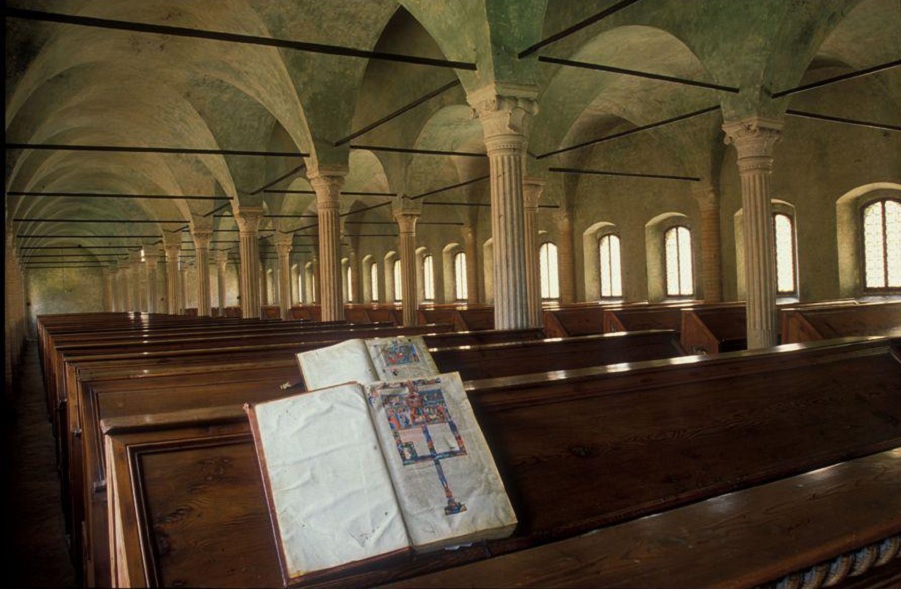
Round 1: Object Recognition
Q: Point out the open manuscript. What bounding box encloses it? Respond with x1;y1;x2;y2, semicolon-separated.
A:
245;338;517;586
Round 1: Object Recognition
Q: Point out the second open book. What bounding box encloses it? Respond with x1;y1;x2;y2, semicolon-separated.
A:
245;337;517;586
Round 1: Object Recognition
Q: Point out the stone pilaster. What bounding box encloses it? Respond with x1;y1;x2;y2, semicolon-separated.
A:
309;168;347;322
102;266;114;312
144;250;160;313
523;178;545;327
693;186;723;303
275;235;293;319
723;116;783;349
216;249;229;316
192;229;213;317
469;83;538;330
180;261;191;314
393;197;422;327
235;206;265;319
555;212;577;304
164;244;181;315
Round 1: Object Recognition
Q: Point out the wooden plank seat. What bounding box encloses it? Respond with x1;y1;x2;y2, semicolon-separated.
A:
603;301;697;336
679;303;750;355
542;304;608;337
781;300;901;344
96;337;901;588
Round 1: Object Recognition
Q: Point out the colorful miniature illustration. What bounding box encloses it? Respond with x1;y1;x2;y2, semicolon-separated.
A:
371;377;468;515
377;340;422;376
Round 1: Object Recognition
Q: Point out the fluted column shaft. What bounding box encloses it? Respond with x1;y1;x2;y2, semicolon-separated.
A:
394;202;421;327
469;85;538;330
128;251;143;312
349;248;362;304
117;269;128;312
693;187;724;303
724;117;782;349
462;226;479;304
216;250;229;315
165;244;181;315
310;172;346;322
180;263;190;314
192;230;213;316
523;179;544;327
276;240;293;319
144;253;160;313
235;207;264;319
555;212;577;304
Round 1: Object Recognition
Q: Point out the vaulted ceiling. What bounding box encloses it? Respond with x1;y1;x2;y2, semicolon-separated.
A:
6;0;899;272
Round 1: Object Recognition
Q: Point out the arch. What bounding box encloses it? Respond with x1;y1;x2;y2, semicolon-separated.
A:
836;183;901;297
441;243;462;303
646;212;695;302
582;221;619;301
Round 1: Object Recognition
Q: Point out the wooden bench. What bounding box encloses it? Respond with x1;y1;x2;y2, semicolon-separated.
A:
454;307;495;331
781;300;901;343
603;302;696;336
97;337;901;588
68;329;686;585
384;449;901;589
680;303;750;355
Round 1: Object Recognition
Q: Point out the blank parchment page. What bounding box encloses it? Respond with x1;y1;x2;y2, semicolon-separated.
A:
296;339;379;391
250;384;410;579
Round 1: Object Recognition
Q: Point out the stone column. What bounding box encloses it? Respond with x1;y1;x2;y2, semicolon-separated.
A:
216;249;229;315
555;212;577;304
164;243;181;315
276;236;293;320
192;229;213;316
309;168;347;322
144;250;160;313
393;197;422;327
235;206;264;319
693;186;723;303
128;250;143;312
260;261;269;306
102;266;114;311
180;261;190;314
469;84;538;330
523;178;544;327
348;245;362;304
723;116;782;349
462;226;480;304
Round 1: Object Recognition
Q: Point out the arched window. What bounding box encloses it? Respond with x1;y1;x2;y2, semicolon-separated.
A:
369;261;379;302
598;234;622;298
862;199;901;290
344;263;353;303
664;226;693;297
773;212;797;295
393;259;403;301
539;242;559;300
422;254;435;301
454;252;468;301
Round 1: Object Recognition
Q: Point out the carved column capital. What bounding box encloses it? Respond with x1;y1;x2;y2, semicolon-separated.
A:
309;167;347;210
143;249;161;269
191;229;213;249
723;116;783;172
276;241;293;258
215;249;229;266
468;83;539;150
392;196;422;234
234;206;265;234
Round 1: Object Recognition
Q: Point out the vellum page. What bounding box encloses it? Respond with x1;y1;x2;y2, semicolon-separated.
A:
365;372;517;551
366;336;439;381
296;339;379;390
249;384;410;579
